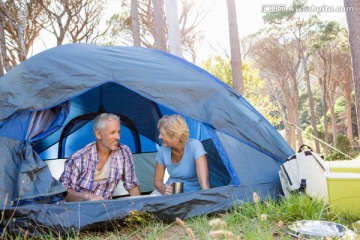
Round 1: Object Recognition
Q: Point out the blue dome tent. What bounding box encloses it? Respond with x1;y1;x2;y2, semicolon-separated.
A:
0;43;294;236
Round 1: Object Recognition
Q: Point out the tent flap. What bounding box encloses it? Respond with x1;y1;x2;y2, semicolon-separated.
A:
0;137;66;208
0;184;281;236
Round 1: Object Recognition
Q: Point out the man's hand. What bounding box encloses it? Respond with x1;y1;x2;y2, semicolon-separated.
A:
85;193;105;201
65;189;105;202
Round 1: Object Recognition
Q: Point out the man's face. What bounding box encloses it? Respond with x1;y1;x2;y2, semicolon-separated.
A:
97;119;121;151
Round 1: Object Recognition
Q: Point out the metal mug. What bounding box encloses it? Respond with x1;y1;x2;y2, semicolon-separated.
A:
171;182;184;194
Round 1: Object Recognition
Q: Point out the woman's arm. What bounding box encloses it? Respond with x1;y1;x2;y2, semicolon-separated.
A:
196;154;210;190
153;162;172;195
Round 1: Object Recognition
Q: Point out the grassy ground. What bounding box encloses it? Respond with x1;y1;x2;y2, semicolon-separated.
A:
4;194;358;240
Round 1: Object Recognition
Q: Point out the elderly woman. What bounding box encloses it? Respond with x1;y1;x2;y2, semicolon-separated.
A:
153;114;210;195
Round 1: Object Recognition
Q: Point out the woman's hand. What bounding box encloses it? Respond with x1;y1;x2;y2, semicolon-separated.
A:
163;184;173;195
154;162;172;195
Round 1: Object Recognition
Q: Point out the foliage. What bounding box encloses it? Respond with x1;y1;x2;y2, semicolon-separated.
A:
336;134;352;155
201;56;280;125
298;90;323;128
334;95;358;139
201;56;232;86
311;21;349;53
305;123;326;142
326;134;353;160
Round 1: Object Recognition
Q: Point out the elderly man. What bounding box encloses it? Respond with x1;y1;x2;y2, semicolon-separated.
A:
60;113;141;201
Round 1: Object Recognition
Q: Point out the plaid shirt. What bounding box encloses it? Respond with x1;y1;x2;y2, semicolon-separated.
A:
59;142;139;200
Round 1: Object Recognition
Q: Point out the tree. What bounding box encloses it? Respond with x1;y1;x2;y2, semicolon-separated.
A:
131;0;141;46
263;0;320;152
338;54;354;142
165;0;183;57
311;21;352;152
0;0;46;74
344;0;360;142
152;0;167;51
108;0;208;62
40;0;109;45
250;34;301;150
0;16;7;76
226;0;244;94
334;47;353;143
311;42;331;154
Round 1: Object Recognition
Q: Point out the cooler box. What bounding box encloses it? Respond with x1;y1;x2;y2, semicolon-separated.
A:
325;160;360;217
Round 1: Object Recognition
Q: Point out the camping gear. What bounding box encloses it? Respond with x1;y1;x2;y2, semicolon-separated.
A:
325;160;360;217
279;145;328;200
172;182;184;194
286;220;356;239
0;43;294;235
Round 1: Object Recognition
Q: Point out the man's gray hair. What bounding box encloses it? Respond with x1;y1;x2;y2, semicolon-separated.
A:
93;113;120;133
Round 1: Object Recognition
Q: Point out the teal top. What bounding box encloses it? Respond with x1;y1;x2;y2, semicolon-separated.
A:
156;138;207;193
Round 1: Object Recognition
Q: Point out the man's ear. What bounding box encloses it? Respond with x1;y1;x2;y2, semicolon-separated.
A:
95;129;102;140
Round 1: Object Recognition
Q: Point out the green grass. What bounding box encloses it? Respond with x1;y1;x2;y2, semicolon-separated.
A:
2;194;360;239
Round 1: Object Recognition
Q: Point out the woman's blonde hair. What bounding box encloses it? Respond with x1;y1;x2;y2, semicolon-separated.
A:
158;114;189;143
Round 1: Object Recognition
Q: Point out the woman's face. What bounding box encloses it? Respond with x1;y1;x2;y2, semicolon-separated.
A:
159;127;177;147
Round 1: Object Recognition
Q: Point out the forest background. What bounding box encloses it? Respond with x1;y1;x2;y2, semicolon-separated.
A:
0;0;359;160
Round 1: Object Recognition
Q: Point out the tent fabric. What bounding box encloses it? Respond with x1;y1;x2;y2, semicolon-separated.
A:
0;137;66;208
1;184;280;236
0;43;295;235
0;43;293;161
0;103;69;208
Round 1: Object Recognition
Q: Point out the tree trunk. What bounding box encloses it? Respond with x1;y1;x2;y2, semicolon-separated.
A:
323;83;329;156
302;52;320;152
0;17;5;77
329;104;338;148
152;0;167;51
165;0;183;57
226;0;244;94
17;2;28;62
288;108;297;150
131;0;141;46
344;0;360;140
296;112;304;148
285;120;291;145
345;89;353;143
275;97;291;144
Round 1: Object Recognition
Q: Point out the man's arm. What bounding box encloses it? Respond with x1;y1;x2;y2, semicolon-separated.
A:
65;189;105;202
121;145;141;196
128;186;141;196
60;155;104;202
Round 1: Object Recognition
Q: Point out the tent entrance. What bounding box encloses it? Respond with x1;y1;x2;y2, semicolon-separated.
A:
32;82;232;188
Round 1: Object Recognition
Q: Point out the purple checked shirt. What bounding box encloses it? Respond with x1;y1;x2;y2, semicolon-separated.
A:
59;142;139;200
